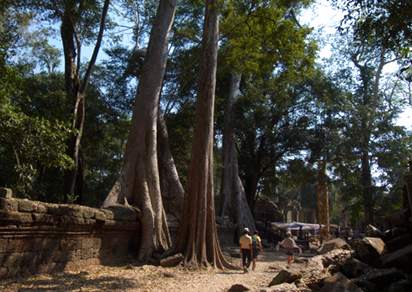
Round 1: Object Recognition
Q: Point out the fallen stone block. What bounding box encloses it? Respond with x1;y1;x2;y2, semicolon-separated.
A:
263;283;307;292
388;279;412;292
381;244;412;272
160;253;183;267
228;284;250;292
318;238;351;254
320;272;362;292
353;268;406;291
319;248;353;268
269;269;302;286
351;237;385;265
385;234;412;252
341;257;370;278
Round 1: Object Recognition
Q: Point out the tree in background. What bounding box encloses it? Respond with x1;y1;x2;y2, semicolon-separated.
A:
220;0;316;215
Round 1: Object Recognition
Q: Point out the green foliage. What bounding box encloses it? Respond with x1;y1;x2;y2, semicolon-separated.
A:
0;66;72;196
221;0;316;74
0;0;410;228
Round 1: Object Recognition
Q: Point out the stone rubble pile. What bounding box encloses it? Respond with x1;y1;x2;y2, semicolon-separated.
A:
263;164;412;291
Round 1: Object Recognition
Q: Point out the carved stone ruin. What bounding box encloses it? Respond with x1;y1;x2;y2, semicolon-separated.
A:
0;188;140;278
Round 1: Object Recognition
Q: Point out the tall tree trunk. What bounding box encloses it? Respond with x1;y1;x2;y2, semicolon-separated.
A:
361;147;373;225
352;48;387;226
244;171;259;213
102;0;177;261
62;0;110;201
176;0;236;269
158;113;184;223
220;72;255;232
316;159;329;239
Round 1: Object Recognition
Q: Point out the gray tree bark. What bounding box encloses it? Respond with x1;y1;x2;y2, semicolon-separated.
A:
102;0;177;262
316;159;330;239
158;113;184;223
220;72;255;232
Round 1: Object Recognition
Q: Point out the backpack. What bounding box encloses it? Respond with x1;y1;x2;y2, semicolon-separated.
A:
252;235;258;249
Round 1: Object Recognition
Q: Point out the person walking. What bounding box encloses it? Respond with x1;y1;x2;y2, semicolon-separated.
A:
251;231;263;271
280;231;301;267
239;227;253;272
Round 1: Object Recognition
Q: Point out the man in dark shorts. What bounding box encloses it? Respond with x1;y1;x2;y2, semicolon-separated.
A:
239;228;253;272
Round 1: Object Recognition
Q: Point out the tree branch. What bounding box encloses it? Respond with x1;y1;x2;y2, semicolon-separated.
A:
80;0;110;93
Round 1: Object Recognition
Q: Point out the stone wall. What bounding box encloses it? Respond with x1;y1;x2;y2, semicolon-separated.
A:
0;188;140;279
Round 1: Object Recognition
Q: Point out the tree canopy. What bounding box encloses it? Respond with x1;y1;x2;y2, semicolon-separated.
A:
1;0;411;243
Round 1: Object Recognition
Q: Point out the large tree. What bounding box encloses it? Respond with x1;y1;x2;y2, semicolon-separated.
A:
218;0;316;211
102;0;177;261
176;0;235;269
219;72;255;231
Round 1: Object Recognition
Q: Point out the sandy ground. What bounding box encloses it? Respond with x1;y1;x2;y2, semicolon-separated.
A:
0;249;309;291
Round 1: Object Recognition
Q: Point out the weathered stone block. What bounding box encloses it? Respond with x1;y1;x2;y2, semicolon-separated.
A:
2;253;23;267
33;202;47;213
0;188;12;198
18;199;36;212
103;219;117;226
83;218;96;225
81;247;100;260
81;207;95;219
104;205;138;221
0;240;8;252
57;205;84;218
66;249;82;261
101;209;114;220
320;272;362;292
32;213;56;224
269;269;302;286
46;204;61;215
227;284;250;292
81;238;95;250
0;211;33;224
353;268;406;290
59;238;82;250
59;215;84;225
49;248;71;263
94;210;106;221
0;267;8;279
0;198;18;212
352;237;385;265
0;198;140;279
381;244;412;272
86;258;100;266
318;238;351;254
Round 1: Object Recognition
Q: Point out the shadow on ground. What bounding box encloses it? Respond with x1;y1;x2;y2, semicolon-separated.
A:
0;271;139;291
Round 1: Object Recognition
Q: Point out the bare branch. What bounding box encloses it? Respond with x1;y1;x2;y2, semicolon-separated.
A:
80;0;111;93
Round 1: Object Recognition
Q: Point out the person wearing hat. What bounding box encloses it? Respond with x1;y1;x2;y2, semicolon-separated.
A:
280;231;301;267
239;227;253;272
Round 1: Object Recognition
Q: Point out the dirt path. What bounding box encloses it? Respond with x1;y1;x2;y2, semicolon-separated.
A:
0;250;308;291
